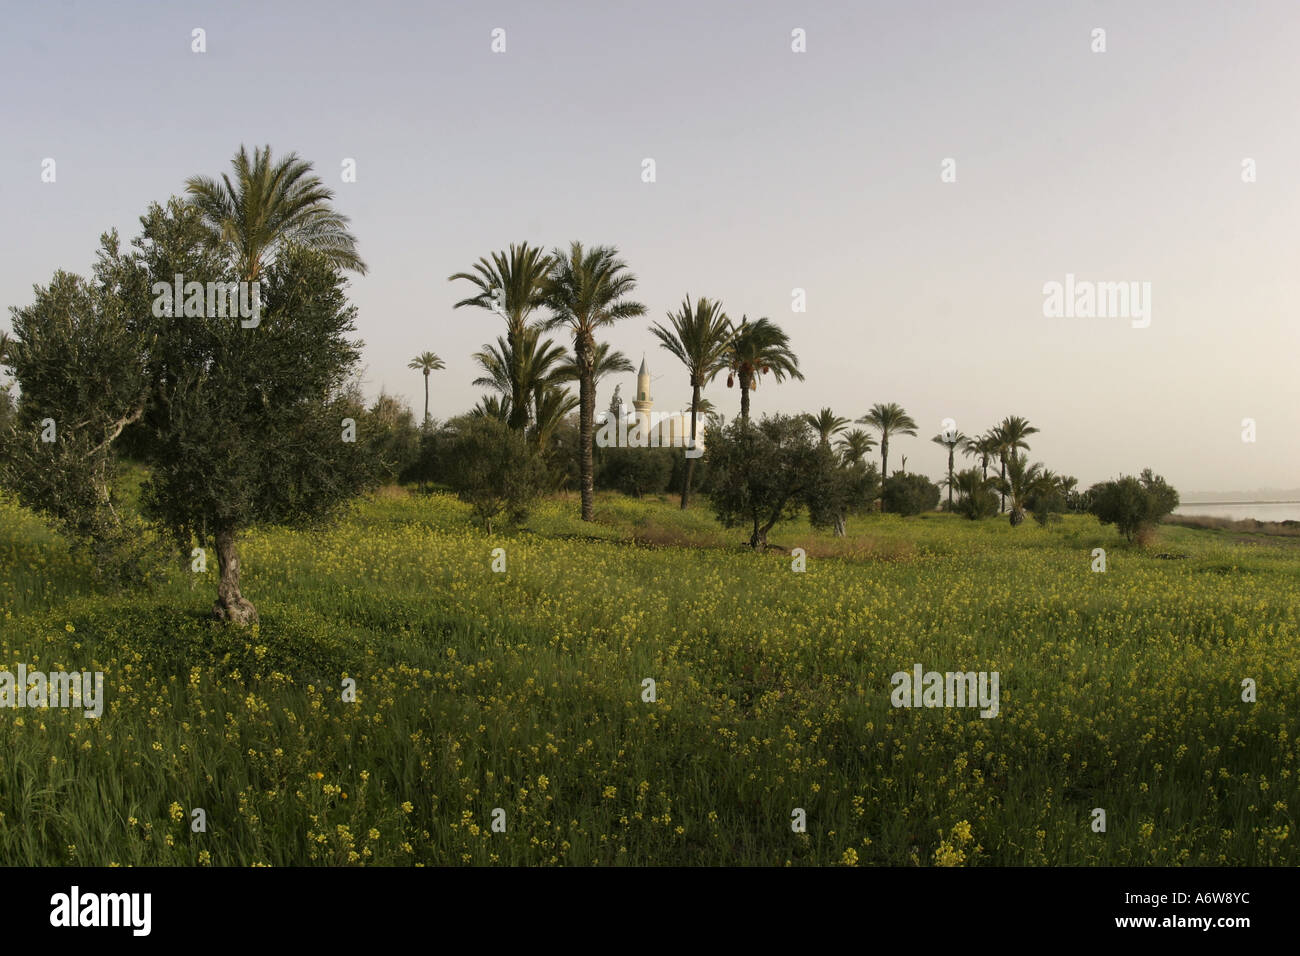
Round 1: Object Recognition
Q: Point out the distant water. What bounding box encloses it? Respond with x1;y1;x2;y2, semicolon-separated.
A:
1174;502;1300;523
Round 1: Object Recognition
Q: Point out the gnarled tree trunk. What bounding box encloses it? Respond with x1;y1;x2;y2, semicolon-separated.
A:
213;527;258;625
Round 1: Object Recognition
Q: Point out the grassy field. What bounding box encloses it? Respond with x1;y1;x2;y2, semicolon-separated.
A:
1;488;1296;866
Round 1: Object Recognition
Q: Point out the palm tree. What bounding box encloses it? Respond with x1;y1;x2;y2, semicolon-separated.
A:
931;429;968;509
952;467;999;520
835;428;877;467
992;416;1040;512
962;431;998;481
541;242;646;522
806;408;851;447
407;351;445;426
471;325;569;441
532;384;579;454
185;144;366;281
650;295;732;508
859;402;917;482
723;316;803;423
471;394;511;422
997;452;1047;527
450;243;554;431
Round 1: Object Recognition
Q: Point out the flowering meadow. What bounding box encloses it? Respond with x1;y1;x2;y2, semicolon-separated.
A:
1;489;1295;865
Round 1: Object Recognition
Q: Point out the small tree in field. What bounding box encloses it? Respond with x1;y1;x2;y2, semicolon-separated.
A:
131;205;374;623
706;414;829;550
439;414;548;531
808;449;881;536
1;238;168;585
1088;469;1179;543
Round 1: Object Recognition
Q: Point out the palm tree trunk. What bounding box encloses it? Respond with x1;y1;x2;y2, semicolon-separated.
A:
739;370;752;422
999;457;1007;512
508;324;529;432
881;437;889;482
212;527;257;625
423;370;430;426
947;447;954;507
681;382;701;509
577;336;596;522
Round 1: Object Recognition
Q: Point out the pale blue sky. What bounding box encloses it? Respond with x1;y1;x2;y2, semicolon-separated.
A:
3;0;1298;493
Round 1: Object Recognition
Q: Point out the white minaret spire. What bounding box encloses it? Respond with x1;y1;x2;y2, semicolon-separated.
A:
634;355;653;423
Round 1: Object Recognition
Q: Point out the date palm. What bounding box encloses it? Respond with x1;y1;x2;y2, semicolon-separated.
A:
963;431;998;482
835;428;877;467
407;351;445;427
932;428;968;509
992;416;1040;512
723;316;803;423
858;402;917;481
541;242;646;522
185;144;367;281
471;325;568;442
997;452;1047;527
806;408;851;447
650;295;732;508
450;243;554;431
952;468;1000;520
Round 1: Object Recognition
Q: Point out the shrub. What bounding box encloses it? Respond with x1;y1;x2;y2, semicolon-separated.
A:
882;472;941;516
1088;469;1180;543
599;446;674;498
439;415;548;530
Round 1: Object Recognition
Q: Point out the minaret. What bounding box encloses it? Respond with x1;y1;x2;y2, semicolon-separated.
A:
633;356;653;426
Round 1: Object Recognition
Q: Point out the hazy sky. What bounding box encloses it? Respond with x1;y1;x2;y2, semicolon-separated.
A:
3;0;1298;493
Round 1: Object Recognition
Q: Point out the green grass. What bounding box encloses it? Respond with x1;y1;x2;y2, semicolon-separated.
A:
1;488;1296;865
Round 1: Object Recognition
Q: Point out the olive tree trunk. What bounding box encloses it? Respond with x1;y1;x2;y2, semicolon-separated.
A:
213;527;258;625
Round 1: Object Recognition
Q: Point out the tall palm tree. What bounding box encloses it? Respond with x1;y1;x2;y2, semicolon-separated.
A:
963;431;998;482
992;415;1040;512
806;408;851;447
859;402;917;481
541;242;646;522
407;351;445;426
835;428;877;467
723;316;803;423
450;243;553;431
185;144;367;281
650;295;732;508
931;429;968;509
